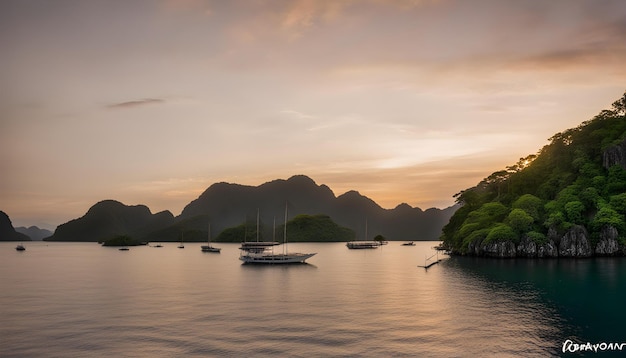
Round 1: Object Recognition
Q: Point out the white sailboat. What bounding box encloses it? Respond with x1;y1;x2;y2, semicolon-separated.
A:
201;223;221;253
239;205;316;264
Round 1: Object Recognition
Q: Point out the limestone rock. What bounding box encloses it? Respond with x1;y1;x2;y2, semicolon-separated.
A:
482;240;517;258
517;236;537;257
558;225;592;257
603;138;626;170
595;226;620;256
537;240;559;258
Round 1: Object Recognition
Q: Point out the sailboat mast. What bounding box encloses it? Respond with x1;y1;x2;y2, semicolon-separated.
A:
284;202;288;255
256;208;259;242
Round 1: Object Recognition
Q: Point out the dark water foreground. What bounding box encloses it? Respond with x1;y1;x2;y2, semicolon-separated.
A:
1;242;624;357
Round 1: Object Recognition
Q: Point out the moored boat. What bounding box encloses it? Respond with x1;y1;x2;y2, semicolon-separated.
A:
346;220;380;249
346;241;380;249
239;206;315;264
201;223;221;253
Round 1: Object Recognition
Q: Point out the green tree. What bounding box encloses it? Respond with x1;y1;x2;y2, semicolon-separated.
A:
485;224;517;244
512;194;543;221
506;209;534;233
591;205;625;233
609;193;626;215
564;201;585;224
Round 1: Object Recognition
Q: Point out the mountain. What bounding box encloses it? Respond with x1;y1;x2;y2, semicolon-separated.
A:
441;91;626;257
172;174;457;242
46;176;456;243
46;200;175;242
0;211;31;241
15;226;53;241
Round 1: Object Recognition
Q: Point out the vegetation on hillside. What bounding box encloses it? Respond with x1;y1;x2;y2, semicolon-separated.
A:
102;235;141;246
216;214;354;242
441;92;626;253
285;214;355;242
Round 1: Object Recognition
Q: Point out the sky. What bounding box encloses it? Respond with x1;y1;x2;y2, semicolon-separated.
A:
1;0;626;230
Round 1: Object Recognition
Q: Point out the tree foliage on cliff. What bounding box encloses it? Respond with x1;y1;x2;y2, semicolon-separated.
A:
441;91;626;252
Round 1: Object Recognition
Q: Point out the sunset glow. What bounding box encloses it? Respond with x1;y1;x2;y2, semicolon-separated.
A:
2;0;626;229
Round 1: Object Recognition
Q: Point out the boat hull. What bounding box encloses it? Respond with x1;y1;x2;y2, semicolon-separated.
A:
239;252;316;264
346;241;380;249
201;245;221;253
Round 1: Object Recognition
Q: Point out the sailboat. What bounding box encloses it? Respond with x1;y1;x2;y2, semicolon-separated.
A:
201;223;221;253
346;219;380;249
178;231;185;249
239;205;316;264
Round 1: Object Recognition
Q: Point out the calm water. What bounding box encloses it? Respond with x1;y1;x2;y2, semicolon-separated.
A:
1;241;625;357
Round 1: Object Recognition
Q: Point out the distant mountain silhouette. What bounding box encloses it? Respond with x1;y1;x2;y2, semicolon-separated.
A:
46;200;175;242
46;175;457;242
0;211;31;241
175;175;457;241
15;226;53;241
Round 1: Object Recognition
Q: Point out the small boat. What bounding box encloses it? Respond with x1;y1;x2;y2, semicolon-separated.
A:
15;243;26;251
239;206;316;264
402;241;415;246
154;243;163;248
119;247;130;251
346;220;380;249
346;241;380;249
201;223;221;253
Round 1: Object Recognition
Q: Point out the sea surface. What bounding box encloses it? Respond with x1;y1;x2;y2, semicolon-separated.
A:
2;241;625;357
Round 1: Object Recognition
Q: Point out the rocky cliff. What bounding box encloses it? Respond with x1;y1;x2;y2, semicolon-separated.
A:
603;138;626;170
455;224;623;258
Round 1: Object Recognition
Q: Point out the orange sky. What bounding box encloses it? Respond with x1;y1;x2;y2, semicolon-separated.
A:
2;0;626;229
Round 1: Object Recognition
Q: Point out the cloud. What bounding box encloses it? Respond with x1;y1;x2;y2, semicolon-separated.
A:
107;98;165;109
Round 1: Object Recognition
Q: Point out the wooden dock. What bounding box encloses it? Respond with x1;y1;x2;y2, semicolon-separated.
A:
418;251;442;269
418;259;442;269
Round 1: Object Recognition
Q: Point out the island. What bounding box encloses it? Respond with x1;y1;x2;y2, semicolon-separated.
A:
440;91;626;258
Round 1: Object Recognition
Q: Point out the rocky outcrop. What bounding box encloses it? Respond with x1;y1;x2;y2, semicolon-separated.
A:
516;236;559;258
558;225;592;257
516;236;537;257
466;239;482;256
459;225;624;258
603;138;626;170
482;240;517;258
595;226;621;256
537;240;559;258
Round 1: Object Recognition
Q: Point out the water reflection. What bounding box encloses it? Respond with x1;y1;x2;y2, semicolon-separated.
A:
3;242;625;357
442;257;626;355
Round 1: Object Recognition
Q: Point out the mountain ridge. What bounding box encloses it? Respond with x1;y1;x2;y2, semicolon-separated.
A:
43;175;456;242
15;226;53;241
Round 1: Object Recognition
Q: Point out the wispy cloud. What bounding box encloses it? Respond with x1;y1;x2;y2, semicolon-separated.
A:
107;98;165;109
